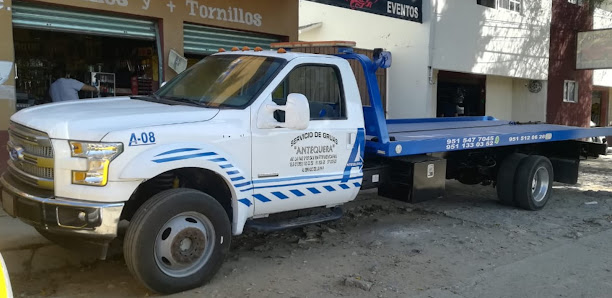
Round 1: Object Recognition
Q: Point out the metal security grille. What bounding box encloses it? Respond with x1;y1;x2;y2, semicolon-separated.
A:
183;23;281;55
12;1;156;40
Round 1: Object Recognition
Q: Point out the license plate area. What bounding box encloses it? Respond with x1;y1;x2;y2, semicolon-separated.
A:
1;190;16;217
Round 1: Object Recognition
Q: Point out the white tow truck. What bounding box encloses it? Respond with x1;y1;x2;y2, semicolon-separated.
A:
2;43;611;294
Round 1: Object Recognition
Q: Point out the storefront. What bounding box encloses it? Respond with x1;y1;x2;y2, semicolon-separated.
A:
436;71;486;118
0;0;298;168
12;1;163;108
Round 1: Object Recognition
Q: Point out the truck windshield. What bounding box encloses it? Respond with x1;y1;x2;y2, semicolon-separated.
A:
155;55;284;108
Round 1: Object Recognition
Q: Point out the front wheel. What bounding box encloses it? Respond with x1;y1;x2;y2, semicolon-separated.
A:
124;188;231;294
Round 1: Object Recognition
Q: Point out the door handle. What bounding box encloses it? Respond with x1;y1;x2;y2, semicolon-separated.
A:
258;173;279;178
347;132;356;149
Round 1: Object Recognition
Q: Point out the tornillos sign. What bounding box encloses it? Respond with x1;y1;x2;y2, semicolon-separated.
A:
82;0;264;27
307;0;422;23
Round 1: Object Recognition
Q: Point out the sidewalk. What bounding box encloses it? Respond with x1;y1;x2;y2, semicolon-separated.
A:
0;209;98;275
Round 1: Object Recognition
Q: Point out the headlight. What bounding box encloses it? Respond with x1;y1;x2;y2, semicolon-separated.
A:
70;141;123;186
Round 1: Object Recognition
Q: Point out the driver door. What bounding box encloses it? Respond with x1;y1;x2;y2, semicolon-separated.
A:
250;59;362;215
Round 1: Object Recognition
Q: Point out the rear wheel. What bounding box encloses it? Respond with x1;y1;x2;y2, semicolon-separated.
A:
496;153;527;206
124;188;231;294
514;156;554;211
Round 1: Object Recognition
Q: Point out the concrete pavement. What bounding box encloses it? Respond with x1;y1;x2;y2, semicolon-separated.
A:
417;227;612;298
0;209;98;275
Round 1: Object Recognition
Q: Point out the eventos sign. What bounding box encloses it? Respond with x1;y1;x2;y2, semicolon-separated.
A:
307;0;422;23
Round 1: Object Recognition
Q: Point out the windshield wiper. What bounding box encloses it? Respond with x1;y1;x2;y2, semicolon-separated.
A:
160;96;198;105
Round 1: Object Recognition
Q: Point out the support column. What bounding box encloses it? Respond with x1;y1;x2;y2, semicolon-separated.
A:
160;18;184;82
0;0;15;172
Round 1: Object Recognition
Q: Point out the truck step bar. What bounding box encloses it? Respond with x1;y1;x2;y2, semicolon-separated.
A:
245;208;343;232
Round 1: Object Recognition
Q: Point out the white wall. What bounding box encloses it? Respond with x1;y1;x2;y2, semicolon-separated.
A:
299;0;434;119
511;78;547;122
485;76;513;120
609;91;612;126
593;8;612;87
432;0;551;81
484;75;547;121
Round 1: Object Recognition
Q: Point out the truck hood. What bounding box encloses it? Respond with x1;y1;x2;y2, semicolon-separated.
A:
11;97;219;141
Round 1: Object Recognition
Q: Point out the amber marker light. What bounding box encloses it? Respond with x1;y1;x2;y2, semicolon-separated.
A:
218;48;226;52
231;47;239;51
242;46;251;51
277;48;287;54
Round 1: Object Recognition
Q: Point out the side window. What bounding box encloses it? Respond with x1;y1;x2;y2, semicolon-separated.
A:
272;64;346;120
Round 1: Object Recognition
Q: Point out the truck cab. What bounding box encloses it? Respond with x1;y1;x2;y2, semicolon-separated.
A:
1;48;367;293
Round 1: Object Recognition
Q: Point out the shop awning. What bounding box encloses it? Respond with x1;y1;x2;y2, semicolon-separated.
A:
12;2;156;40
184;23;281;55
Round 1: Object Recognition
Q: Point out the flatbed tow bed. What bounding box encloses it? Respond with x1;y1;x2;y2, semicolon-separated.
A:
368;117;612;156
333;46;612;211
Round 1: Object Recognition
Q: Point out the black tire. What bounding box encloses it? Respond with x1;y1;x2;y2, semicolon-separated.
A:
514;156;554;211
496;153;527;206
124;188;231;294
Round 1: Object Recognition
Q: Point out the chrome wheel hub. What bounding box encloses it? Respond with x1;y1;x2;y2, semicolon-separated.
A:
532;166;550;203
154;212;215;278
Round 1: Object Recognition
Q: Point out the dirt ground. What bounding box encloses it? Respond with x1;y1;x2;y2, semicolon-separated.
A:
9;155;612;298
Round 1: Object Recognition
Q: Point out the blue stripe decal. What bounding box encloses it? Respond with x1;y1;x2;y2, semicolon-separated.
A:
253;194;271;202
238;199;252;207
155;148;201;157
220;164;233;169
253;173;346;184
272;192;289;199
324;185;336;192
307;187;321;194
211;158;228;163
290;189;305;197
152;152;217;163
231;176;245;182
240;176;363;192
234;181;252;188
339;184;350;189
226;170;240;175
354;182;361;187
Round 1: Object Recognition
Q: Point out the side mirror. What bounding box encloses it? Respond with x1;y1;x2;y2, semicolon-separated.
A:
258;93;310;130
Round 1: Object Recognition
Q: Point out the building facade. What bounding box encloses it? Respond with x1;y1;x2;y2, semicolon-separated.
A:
0;0;299;169
300;0;552;121
300;0;611;129
592;6;612;128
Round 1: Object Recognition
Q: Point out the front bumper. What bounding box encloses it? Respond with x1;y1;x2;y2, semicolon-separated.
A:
0;172;124;240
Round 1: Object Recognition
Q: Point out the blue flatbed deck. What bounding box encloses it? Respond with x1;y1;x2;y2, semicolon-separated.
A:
365;117;612;157
333;49;612;158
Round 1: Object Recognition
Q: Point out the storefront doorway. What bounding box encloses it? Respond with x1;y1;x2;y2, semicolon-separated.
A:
437;71;486;118
12;1;161;110
591;89;609;127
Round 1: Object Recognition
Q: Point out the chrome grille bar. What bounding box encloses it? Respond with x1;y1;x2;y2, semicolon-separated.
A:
6;122;54;190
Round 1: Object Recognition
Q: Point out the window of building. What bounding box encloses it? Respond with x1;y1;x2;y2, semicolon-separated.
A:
497;0;521;12
477;0;521;12
272;65;346;120
564;80;579;103
477;0;496;8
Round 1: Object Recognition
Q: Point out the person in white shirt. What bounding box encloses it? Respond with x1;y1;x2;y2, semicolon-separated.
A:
49;68;98;102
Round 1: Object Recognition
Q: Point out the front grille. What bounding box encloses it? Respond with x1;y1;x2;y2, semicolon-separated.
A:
7;122;54;190
19;162;54;179
20;142;53;158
